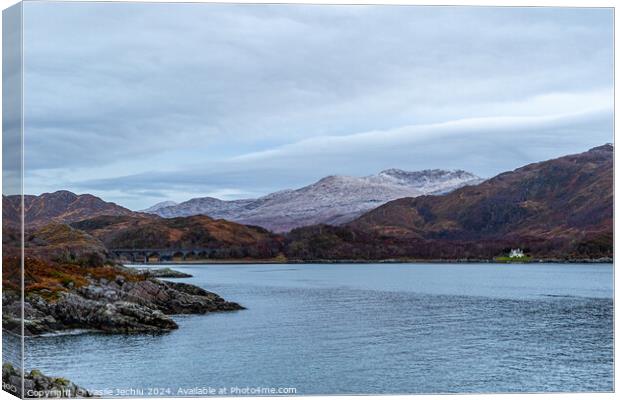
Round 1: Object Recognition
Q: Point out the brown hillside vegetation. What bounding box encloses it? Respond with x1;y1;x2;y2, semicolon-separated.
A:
3;256;142;299
71;214;285;259
3;190;137;228
287;145;613;260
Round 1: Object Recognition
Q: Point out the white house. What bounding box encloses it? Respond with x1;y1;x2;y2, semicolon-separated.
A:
509;248;525;258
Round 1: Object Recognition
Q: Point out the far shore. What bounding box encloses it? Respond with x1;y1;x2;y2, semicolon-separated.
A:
123;257;614;266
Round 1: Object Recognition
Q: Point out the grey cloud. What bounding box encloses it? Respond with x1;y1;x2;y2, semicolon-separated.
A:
19;3;613;208
73;107;612;207
3;3;22;195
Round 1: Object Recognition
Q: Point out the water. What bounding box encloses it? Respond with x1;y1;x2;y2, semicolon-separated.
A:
20;263;613;395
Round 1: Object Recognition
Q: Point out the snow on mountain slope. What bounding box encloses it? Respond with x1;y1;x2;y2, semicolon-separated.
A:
153;197;255;219
145;169;483;232
140;201;178;213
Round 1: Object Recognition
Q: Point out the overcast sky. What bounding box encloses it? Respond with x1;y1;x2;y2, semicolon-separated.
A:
21;3;613;210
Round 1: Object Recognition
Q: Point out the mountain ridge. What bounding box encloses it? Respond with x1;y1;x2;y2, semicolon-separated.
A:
3;190;138;229
286;144;613;260
140;200;178;213
70;214;285;260
349;144;612;240
146;168;483;232
3;145;612;261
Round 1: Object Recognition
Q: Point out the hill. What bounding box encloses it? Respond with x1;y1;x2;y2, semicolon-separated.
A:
3;190;137;229
146;169;482;232
287;145;613;260
71;214;285;259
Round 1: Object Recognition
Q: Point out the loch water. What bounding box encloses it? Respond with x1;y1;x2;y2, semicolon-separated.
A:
20;263;613;395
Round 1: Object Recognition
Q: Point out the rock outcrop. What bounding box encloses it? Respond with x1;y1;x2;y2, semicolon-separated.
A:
2;363;93;398
137;267;193;278
2;258;243;336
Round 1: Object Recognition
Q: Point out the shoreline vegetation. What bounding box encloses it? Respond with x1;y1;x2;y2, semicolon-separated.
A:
125;257;614;265
2;146;613;269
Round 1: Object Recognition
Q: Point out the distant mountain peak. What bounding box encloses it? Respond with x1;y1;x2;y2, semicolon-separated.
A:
379;168;477;180
140;200;178;213
43;190;79;200
380;168;441;175
344;145;612;260
589;143;613;152
143;168;483;232
3;190;136;228
316;175;356;185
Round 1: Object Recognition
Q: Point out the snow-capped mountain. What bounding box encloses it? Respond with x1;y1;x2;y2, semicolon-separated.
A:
153;197;254;219
144;169;483;232
139;200;178;213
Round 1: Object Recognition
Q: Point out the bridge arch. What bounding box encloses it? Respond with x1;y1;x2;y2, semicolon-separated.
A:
110;248;216;263
147;252;160;262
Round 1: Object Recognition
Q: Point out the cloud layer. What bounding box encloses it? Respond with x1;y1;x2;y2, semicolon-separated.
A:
21;3;613;209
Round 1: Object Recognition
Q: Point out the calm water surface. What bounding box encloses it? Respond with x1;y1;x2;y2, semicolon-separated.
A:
21;263;613;394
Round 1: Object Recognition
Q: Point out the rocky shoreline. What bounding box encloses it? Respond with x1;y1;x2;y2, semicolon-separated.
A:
2;261;243;397
137;267;193;278
3;266;243;336
3;363;93;398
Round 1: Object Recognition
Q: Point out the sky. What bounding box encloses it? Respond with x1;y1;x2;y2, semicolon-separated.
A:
17;3;613;210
